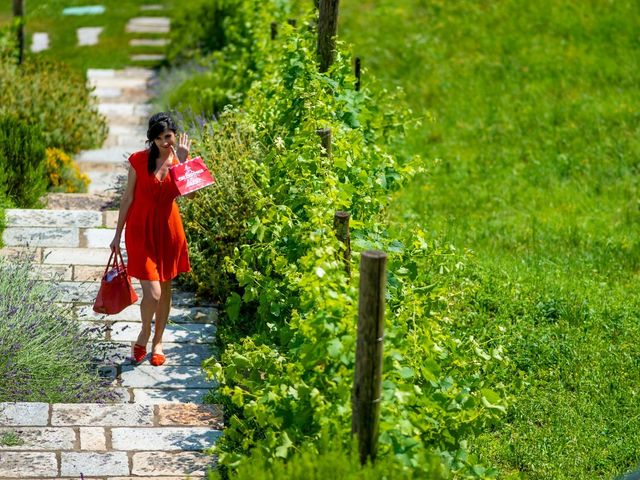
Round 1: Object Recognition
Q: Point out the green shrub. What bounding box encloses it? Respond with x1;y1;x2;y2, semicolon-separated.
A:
208;440;443;480
0;255;116;402
0;57;107;154
178;116;260;304
0;116;47;208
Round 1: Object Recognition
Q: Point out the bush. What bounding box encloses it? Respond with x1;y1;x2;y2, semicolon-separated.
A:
0;116;47;208
178;116;260;304
45;147;90;193
0;255;116;402
0;57;107;154
208;440;444;480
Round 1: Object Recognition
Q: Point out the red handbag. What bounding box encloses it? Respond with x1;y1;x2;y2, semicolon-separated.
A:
93;250;138;315
169;156;215;196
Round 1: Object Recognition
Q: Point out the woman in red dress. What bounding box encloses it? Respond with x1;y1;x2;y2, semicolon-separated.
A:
110;112;193;366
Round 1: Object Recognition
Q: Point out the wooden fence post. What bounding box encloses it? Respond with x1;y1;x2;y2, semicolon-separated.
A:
13;0;24;65
316;127;332;158
317;0;340;73
355;57;361;91
334;211;351;276
270;21;278;40
352;250;386;465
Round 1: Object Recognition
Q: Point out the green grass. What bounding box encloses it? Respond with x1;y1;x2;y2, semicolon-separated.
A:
0;431;24;447
340;1;640;478
0;0;173;72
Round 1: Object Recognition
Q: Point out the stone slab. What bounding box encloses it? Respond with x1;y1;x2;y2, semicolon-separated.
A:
0;427;75;450
112;427;221;451
132;451;214;476
76;146;135;163
104;210;120;228
131;54;167;61
126;17;171;34
80;427;107;450
6;209;102;227
61;451;129;476
74;264;110;282
111;322;215;343
158;404;223;428
0;246;41;262
85;170;127;194
130;38;169;46
31;32;49;52
131;388;209;404
0;402;49;426
76;304;217;323
98;103;152;117
52;404;154;426
77;26;103;46
91;341;213;366
43;247;113;265
0;452;58;477
89;78;149;92
50;281;101;303
2;226;79;248
82;228;121;248
29;264;74;281
121;365;213;389
93;86;122;98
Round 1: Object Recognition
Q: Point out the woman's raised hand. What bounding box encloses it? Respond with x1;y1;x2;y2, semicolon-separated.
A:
176;133;192;163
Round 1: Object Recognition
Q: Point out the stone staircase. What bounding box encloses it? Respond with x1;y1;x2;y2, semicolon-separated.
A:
0;67;222;479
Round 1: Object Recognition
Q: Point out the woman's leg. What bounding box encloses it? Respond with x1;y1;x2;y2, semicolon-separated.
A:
152;280;172;355
135;280;161;349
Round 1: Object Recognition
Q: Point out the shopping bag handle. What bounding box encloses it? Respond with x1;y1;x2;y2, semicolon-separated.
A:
102;250;128;278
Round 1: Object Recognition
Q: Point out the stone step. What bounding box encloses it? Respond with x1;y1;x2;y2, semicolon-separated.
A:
132;388;210;404
76;146;135;164
109;321;216;343
84;171;127;195
131;53;167;62
5;209;103;227
87;67;155;80
120;365;214;388
2;226;123;249
93;341;214;366
77;304;217;323
111;426;221;451
104;133;147;148
125;17;171;34
44;193;118;211
98;103;152;118
42;248;114;265
130;38;169;47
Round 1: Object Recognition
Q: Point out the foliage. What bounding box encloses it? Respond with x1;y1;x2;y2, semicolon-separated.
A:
0;255;117;403
0;116;47;208
171;2;506;478
0;57;107;154
45;147;90;193
208;439;440;479
338;0;640;478
0;431;24;447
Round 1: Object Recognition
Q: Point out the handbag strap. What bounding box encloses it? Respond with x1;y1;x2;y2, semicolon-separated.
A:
103;250;116;278
116;250;128;274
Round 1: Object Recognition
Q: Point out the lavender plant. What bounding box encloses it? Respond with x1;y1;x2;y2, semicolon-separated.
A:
0;255;117;403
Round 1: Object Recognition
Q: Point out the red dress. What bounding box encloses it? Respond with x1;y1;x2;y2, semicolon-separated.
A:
124;149;191;281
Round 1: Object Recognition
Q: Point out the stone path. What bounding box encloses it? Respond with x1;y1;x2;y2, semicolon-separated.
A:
0;15;222;479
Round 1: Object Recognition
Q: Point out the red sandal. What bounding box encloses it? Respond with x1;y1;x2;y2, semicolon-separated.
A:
132;343;147;363
150;353;166;366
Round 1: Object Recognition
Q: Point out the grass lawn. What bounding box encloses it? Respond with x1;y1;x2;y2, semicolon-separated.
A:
0;0;173;72
340;1;640;478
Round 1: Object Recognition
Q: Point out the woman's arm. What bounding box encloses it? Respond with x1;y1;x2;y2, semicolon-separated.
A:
110;166;137;254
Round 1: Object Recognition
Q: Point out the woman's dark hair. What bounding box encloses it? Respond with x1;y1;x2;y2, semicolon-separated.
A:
146;112;177;174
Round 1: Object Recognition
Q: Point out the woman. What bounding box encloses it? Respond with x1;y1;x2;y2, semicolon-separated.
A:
110;112;193;367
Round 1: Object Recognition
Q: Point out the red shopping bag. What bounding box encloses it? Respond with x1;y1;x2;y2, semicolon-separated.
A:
169;156;215;196
93;250;138;315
